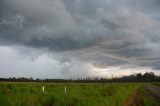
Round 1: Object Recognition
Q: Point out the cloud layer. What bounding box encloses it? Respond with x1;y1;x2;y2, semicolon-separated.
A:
0;0;160;78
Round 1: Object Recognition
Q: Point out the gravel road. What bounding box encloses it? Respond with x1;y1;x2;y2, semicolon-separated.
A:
146;85;160;100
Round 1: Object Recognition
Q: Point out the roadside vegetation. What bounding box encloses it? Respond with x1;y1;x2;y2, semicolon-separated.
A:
0;72;159;106
0;82;144;106
124;83;160;106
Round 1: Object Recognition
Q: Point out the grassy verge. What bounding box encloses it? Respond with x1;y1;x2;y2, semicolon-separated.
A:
141;87;157;106
0;82;143;106
152;82;160;86
126;83;159;106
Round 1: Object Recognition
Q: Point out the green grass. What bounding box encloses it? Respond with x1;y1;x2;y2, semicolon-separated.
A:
141;87;157;106
0;82;144;106
152;82;160;86
143;96;157;106
142;83;160;106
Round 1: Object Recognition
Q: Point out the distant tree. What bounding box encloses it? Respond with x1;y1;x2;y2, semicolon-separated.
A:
30;77;33;81
136;73;143;81
143;72;156;82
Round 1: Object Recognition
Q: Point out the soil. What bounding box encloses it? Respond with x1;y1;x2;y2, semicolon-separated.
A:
124;89;143;106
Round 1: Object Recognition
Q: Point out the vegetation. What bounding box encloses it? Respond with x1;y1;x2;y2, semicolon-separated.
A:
138;86;158;106
152;82;160;86
0;82;144;106
0;72;159;106
0;72;159;83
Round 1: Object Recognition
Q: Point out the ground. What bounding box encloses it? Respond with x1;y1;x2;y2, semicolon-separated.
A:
0;82;159;106
124;84;160;106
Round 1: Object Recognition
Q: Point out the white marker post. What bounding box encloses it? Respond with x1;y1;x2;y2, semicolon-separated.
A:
64;85;66;94
42;86;45;93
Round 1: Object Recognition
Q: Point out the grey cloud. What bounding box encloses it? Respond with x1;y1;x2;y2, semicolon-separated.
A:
0;0;160;75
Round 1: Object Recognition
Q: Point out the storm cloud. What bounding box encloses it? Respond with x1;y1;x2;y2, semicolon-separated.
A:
0;0;160;78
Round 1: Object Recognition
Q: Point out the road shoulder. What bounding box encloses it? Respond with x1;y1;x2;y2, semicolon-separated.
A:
124;84;160;106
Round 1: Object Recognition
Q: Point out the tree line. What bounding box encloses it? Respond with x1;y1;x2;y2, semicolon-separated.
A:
0;72;160;83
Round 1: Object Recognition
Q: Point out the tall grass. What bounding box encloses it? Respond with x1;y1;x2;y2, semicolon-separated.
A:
0;82;143;106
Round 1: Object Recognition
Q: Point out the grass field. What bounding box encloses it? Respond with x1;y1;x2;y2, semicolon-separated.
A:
0;82;155;106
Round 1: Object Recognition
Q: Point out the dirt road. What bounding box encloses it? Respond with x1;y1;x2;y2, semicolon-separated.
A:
146;85;160;100
124;89;142;106
124;85;160;106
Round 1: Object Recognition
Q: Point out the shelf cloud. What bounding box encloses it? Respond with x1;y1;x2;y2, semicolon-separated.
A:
0;0;160;78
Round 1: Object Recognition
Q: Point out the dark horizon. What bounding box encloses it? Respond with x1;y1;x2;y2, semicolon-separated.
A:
0;72;159;83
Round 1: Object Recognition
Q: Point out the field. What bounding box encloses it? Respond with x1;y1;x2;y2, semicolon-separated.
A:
0;82;159;106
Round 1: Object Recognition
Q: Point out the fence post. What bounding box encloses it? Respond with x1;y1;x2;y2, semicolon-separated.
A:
64;85;66;94
42;86;45;93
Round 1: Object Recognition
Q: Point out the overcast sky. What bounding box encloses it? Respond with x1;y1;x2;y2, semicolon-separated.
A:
0;0;160;79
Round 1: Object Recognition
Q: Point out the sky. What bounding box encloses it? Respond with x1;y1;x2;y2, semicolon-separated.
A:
0;0;160;79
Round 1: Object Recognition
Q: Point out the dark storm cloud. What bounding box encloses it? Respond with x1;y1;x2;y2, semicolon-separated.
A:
0;0;160;72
